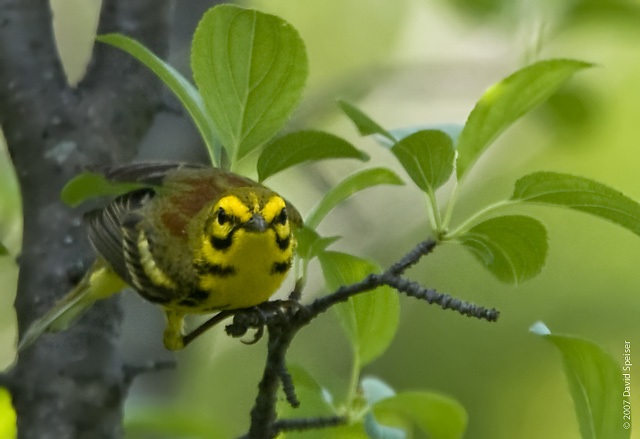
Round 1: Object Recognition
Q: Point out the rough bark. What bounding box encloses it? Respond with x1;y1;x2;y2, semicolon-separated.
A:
0;0;171;437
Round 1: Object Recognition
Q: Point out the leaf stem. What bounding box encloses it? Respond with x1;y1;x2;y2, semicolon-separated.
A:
445;199;517;240
424;201;438;232
426;187;443;233
441;182;459;230
346;353;361;413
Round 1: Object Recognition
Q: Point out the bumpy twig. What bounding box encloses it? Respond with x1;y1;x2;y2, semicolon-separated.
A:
228;238;499;439
278;363;300;408
273;416;347;433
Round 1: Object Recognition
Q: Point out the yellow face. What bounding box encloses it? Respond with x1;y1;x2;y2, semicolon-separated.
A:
190;191;296;310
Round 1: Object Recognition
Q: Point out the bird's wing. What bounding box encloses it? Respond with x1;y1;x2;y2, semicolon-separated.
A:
85;187;177;304
84;188;154;283
91;162;207;185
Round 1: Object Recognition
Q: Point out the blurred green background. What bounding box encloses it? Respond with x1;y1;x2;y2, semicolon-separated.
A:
2;0;640;438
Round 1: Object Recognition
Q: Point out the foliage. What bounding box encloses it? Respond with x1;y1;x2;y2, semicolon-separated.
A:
257;130;368;181
319;252;399;367
191;5;308;164
454;59;592;179
531;323;630;439
304;168;404;230
56;3;640;439
61;172;152;207
338;59;640;287
95;33;222;165
0;387;16;439
458;215;548;284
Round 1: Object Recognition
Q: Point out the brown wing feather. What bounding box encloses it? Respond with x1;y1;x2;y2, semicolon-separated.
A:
85;188;155;283
85;187;175;303
90;162;207;185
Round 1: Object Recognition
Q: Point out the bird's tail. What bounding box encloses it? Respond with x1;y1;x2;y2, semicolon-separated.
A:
18;259;126;351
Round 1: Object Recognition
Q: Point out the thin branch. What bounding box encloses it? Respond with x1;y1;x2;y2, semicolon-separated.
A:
307;274;380;317
278;363;299;408
381;276;499;321
273;416;347;432
387;239;437;275
235;417;346;439
123;360;176;387
229;238;499;439
248;325;297;439
288;277;305;301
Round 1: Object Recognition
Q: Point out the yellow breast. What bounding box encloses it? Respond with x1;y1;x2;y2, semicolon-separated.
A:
191;228;293;312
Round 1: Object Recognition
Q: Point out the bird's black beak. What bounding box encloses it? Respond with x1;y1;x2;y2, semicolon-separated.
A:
244;214;268;233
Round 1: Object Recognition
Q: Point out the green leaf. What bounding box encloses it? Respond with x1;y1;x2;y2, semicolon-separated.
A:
456;59;593;179
318;251;399;366
306;168;404;230
257;130;369;181
375;124;464;149
0;241;7;256
361;377;407;439
391;130;455;193
338;100;396;143
373;391;468;439
61;172;152;207
364;416;406;439
296;226;340;262
531;322;630;439
458;215;548;284
362;376;397;406
191;5;308;161
512;171;640;237
96;34;221;166
0;387;16;439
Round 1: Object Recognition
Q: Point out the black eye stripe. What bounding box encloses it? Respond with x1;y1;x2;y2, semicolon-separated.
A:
217;208;228;225
273;208;287;225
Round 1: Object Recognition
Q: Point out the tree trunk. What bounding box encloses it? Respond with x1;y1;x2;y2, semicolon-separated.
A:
0;0;171;437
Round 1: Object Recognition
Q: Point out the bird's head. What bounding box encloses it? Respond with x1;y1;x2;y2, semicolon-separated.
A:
195;187;301;261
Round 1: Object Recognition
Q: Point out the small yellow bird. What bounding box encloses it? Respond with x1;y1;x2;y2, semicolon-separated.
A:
19;162;302;350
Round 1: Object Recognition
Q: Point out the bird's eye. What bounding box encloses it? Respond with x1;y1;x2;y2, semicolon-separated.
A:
275;208;287;225
217;208;228;225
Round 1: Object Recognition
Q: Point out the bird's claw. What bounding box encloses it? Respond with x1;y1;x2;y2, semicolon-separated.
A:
225;299;308;344
241;324;264;345
226;306;267;342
